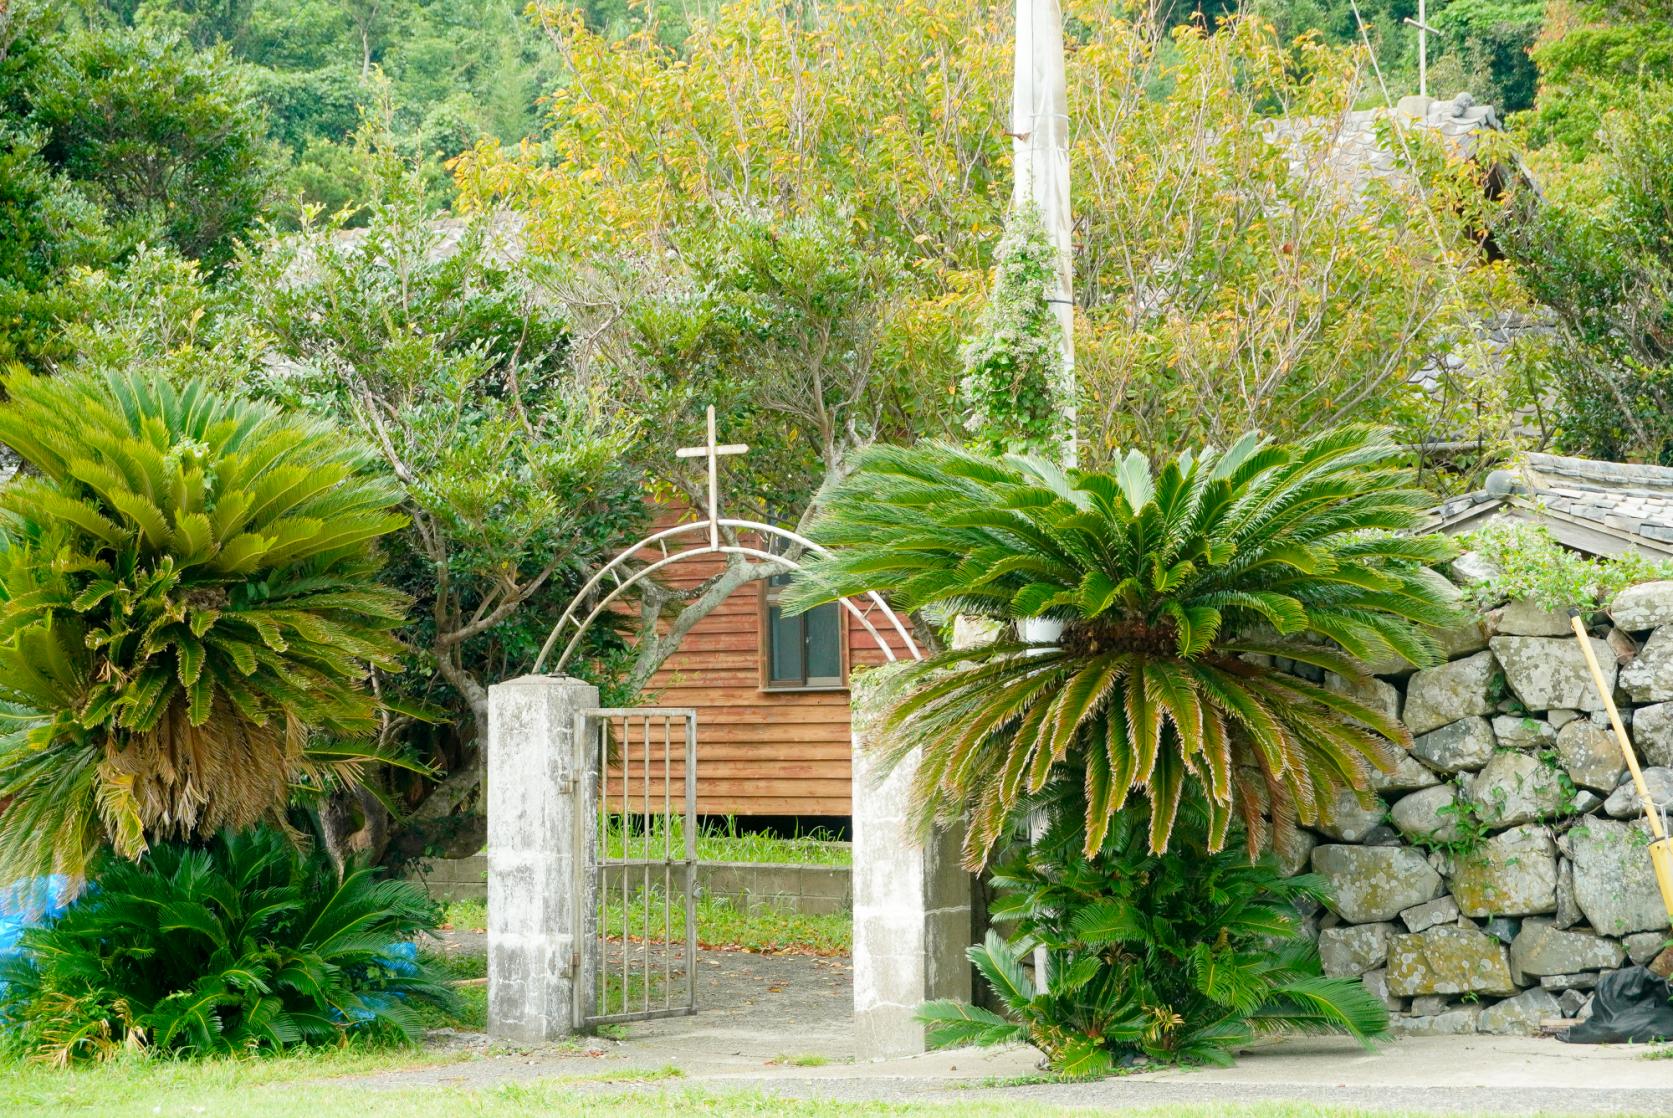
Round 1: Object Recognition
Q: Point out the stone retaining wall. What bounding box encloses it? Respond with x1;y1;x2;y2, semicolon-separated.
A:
1300;564;1673;1036
409;854;852;916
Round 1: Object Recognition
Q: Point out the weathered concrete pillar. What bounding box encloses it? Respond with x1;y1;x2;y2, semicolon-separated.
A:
486;674;597;1042
851;668;974;1059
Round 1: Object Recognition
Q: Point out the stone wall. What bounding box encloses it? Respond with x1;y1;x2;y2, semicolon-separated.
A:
1302;566;1673;1036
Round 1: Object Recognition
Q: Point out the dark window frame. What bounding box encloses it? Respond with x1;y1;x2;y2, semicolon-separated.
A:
759;575;846;691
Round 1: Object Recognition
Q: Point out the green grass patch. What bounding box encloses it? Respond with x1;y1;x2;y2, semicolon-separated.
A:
410;950;488;1031
447;889;851;954
604;886;851;955
768;1053;832;1067
441;898;487;931
0;1055;1596;1118
606;814;851;866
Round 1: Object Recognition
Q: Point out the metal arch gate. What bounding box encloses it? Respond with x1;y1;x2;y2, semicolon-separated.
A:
579;706;699;1026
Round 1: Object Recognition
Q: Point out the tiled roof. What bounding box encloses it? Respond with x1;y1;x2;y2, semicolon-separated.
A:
1423;454;1673;558
1264;93;1504;200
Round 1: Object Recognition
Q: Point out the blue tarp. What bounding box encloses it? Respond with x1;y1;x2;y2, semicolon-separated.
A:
0;875;77;963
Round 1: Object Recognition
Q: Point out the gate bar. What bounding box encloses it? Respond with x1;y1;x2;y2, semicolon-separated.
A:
579;707;699;1027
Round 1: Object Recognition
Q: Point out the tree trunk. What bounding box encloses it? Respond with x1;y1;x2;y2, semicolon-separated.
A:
408;651;490;828
624;552;778;695
319;785;390;872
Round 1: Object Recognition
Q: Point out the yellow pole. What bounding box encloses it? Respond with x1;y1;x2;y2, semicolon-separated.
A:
1568;609;1673;927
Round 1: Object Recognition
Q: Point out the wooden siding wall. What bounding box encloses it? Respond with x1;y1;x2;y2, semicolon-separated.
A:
611;510;910;818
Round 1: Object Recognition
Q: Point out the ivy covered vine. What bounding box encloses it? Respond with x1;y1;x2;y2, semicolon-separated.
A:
958;203;1067;455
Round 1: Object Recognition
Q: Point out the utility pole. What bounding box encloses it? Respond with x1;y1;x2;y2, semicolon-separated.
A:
1011;0;1075;988
1404;0;1441;99
1011;0;1077;468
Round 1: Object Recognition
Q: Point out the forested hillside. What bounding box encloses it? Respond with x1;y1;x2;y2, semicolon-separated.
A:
3;0;1660;228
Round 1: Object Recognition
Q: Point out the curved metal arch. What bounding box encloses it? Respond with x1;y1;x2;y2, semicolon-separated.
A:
534;517;921;676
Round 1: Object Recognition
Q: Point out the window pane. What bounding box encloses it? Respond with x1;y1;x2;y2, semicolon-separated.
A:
804;602;842;682
768;606;803;683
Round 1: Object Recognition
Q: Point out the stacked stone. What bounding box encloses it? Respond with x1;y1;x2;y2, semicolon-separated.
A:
1304;567;1673;1036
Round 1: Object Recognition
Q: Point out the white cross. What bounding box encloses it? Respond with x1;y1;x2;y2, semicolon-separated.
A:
675;405;749;548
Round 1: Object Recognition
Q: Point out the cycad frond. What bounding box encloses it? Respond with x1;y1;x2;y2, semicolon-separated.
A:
792;426;1457;862
0;370;409;880
0;828;454;1063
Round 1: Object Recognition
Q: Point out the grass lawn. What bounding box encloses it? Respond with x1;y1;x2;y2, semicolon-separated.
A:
437;815;852;955
0;1050;1551;1118
606;814;851;867
442;888;851;956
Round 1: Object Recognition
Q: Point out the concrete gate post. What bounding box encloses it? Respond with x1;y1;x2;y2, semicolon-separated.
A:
486;674;598;1042
851;668;974;1059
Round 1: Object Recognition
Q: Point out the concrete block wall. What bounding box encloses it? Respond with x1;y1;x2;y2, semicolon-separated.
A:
408;852;488;903
414;857;853;916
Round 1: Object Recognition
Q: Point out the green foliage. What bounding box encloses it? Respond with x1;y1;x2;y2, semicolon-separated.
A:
790;427;1460;863
0;369;410;880
101;0;566;219
605;207;936;529
1071;17;1524;459
1463;521;1673;610
920;804;1389;1074
241;171;645;741
466;6;1517;458
1503;85;1673;464
0;128;117;366
1428;0;1544;111
959;205;1066;456
0;827;454;1064
1414;786;1493;856
1242;0;1542;111
27;20;274;266
0;1;275;361
1519;0;1673;158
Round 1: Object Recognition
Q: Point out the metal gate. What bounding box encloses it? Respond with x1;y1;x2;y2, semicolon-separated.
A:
579;707;698;1026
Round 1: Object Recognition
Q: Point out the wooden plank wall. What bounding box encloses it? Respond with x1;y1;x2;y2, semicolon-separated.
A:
606;508;911;818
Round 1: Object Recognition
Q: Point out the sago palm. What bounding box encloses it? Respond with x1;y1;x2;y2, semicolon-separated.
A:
0;828;454;1063
921;801;1389;1073
786;426;1458;862
0;370;410;880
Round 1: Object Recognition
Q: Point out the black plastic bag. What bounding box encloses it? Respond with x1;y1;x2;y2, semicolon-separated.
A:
1560;966;1673;1044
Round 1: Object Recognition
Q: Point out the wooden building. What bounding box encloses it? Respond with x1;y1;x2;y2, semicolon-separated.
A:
626;511;912;821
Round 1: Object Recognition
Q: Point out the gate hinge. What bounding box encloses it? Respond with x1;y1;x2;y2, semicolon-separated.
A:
554;933;574;976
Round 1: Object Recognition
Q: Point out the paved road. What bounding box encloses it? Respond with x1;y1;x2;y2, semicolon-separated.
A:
374;935;1673;1113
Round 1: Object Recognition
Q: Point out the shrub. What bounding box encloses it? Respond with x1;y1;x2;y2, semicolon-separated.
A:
958;204;1066;455
1464;521;1673;611
0;370;410;881
921;802;1388;1074
789;427;1459;863
0;828;454;1064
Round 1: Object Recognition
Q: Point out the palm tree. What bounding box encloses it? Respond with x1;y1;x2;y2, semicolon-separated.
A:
0;370;411;880
785;426;1459;863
